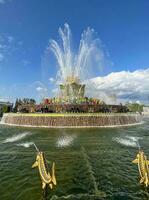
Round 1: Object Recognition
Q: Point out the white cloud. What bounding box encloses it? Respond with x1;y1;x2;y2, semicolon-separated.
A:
86;68;149;104
36;86;48;93
49;77;55;83
36;87;44;92
34;83;49;102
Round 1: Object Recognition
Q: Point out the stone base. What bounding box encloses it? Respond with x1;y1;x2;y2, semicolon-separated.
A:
0;113;142;128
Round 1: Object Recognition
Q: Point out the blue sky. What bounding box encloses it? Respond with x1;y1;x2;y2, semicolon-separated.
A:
0;0;149;103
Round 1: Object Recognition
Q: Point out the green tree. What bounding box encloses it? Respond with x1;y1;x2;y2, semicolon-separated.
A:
126;103;143;112
2;105;8;113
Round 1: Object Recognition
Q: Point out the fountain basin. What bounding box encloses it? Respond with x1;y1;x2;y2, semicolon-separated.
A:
1;113;142;128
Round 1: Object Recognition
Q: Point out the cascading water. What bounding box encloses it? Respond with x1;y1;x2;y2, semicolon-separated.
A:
1;113;142;127
0;113;8;124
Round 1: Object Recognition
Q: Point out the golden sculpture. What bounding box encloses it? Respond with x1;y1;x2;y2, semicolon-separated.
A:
32;150;56;189
132;150;149;187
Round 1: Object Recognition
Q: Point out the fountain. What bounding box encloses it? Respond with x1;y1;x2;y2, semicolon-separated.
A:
1;24;142;128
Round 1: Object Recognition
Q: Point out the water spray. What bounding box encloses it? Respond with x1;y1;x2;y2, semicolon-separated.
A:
50;23;107;82
33;143;40;152
136;140;141;151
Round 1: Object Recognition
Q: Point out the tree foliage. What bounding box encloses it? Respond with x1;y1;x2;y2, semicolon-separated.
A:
126;103;144;112
13;98;36;112
2;105;8;113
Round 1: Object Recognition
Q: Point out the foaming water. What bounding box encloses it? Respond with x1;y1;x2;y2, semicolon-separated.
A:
56;134;76;148
126;135;141;141
16;142;34;148
113;135;141;148
2;132;31;144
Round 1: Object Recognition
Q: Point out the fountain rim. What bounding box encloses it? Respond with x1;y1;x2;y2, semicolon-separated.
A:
0;121;144;129
2;112;142;117
0;112;143;129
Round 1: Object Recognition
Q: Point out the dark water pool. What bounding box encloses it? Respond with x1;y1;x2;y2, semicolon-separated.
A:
0;119;149;200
